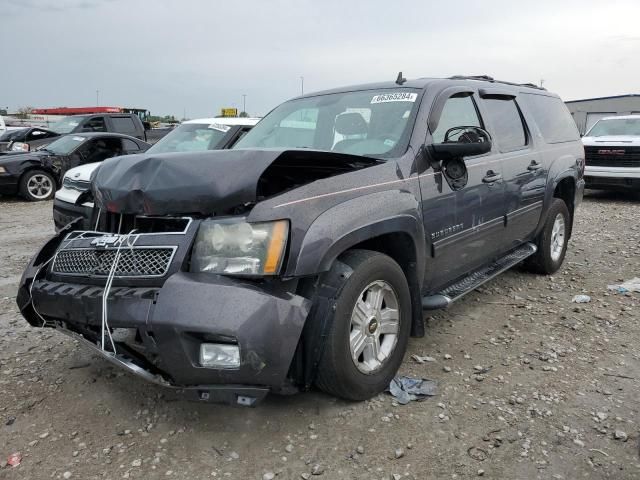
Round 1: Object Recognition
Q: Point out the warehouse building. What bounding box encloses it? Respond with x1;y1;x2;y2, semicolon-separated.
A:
566;94;640;135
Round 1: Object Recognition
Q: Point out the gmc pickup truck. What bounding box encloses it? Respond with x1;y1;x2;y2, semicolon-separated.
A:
17;75;585;406
582;115;640;190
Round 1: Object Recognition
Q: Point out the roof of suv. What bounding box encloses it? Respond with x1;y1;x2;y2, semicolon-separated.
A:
296;75;551;98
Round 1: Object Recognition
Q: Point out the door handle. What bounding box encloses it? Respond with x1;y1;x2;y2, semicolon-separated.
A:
482;171;502;184
527;161;542;171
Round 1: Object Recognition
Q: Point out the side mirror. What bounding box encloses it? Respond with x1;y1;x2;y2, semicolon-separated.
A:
429;126;492;161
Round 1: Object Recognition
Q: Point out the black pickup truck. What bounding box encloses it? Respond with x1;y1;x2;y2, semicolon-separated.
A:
17;75;585;406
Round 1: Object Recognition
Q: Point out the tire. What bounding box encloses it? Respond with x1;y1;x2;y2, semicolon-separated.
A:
315;249;412;401
19;170;56;202
525;198;570;274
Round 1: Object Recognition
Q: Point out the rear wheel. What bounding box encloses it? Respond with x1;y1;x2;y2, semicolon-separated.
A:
315;250;411;401
19;170;55;201
525;198;570;274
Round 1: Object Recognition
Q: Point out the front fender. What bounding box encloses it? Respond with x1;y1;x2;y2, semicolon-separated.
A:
292;190;425;277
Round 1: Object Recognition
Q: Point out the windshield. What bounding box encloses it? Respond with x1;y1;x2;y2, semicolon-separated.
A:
50;116;85;134
0;128;27;142
587;118;640;137
146;123;230;154
233;88;422;158
44;135;87;155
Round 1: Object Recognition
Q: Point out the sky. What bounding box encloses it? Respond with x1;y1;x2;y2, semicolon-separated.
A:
2;0;640;118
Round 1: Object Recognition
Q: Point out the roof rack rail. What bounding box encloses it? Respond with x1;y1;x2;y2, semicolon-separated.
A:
449;75;495;82
447;75;546;91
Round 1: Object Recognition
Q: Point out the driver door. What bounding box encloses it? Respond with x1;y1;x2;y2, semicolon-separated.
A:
420;90;507;290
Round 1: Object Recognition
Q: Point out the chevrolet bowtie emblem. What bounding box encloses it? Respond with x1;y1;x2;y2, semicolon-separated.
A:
90;235;124;248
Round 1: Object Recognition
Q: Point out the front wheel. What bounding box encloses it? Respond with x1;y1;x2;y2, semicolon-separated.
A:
19;170;56;201
525;198;571;274
315;250;411;401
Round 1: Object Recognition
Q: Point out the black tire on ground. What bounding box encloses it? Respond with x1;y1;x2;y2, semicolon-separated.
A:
525;198;571;274
315;249;412;401
19;169;56;202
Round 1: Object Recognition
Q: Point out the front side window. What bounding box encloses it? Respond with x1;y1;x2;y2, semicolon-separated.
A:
85;117;106;132
431;95;482;143
586;118;640;137
482;98;527;152
77;137;123;164
234;88;422;158
146;123;230;154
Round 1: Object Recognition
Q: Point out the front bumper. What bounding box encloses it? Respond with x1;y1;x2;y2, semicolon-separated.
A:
17;230;311;406
585;166;640;189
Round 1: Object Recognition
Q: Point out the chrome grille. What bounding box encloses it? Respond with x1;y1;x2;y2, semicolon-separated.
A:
52;247;175;277
585;146;640;167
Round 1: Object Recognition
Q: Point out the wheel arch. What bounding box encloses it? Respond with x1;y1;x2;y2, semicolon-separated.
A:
551;174;576;238
292;191;427;342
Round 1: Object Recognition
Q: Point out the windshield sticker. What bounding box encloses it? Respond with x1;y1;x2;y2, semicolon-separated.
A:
371;92;418;104
68;121;79;126
208;123;231;132
71;136;85;141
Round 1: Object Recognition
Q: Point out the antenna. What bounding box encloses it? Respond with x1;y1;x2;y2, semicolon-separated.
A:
395;71;407;85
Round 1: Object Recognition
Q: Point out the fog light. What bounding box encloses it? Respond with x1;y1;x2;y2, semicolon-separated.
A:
199;343;240;368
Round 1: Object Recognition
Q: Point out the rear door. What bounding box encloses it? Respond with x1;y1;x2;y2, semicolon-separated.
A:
477;91;544;246
420;88;507;289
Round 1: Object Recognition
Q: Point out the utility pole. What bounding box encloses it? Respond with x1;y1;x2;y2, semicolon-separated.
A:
242;94;247;115
300;76;304;95
540;79;545;88
96;89;99;106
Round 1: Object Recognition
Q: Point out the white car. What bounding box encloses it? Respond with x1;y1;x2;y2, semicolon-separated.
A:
53;116;260;231
582;115;640;190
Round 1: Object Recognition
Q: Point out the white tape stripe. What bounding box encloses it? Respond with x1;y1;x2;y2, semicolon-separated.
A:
273;173;433;209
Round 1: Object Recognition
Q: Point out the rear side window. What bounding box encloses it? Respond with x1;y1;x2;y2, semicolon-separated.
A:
482;98;527;152
122;138;141;153
523;94;579;144
111;116;137;134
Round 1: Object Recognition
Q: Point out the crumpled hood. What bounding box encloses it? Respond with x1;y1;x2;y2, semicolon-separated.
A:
92;149;283;215
92;148;376;216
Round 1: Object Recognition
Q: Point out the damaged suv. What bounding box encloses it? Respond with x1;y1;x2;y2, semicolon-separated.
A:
17;75;584;405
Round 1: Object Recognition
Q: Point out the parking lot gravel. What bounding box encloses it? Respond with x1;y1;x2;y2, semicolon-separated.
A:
1;191;639;480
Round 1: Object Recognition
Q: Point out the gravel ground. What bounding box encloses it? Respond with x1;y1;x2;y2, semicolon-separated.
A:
0;191;639;480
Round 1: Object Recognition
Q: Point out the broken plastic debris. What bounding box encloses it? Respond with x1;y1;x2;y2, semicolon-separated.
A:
7;452;22;467
411;354;436;364
572;295;591;303
388;376;437;404
607;277;640;294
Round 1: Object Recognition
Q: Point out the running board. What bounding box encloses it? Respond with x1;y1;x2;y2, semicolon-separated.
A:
422;243;537;310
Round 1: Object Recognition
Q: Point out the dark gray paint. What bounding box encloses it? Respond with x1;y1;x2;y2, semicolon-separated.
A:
17;77;585;402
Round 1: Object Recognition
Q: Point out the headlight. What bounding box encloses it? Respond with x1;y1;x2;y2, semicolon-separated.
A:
10;142;29;152
0;166;6;174
190;218;289;276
